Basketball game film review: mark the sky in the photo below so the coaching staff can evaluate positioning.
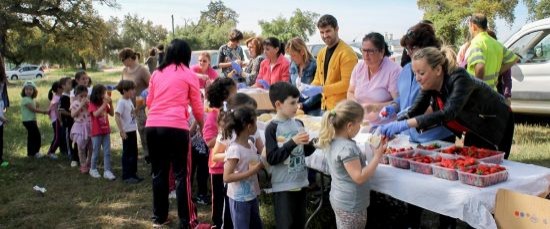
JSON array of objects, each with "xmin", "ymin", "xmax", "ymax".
[{"xmin": 94, "ymin": 0, "xmax": 531, "ymax": 43}]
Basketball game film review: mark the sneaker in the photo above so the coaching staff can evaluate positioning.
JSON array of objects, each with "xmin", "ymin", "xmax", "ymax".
[
  {"xmin": 34, "ymin": 153, "xmax": 44, "ymax": 159},
  {"xmin": 194, "ymin": 194, "xmax": 210, "ymax": 205},
  {"xmin": 70, "ymin": 161, "xmax": 78, "ymax": 167},
  {"xmin": 89, "ymin": 169, "xmax": 101, "ymax": 178},
  {"xmin": 168, "ymin": 190, "xmax": 176, "ymax": 199},
  {"xmin": 103, "ymin": 170, "xmax": 116, "ymax": 181},
  {"xmin": 0, "ymin": 161, "xmax": 8, "ymax": 168},
  {"xmin": 48, "ymin": 154, "xmax": 58, "ymax": 160},
  {"xmin": 123, "ymin": 177, "xmax": 142, "ymax": 184},
  {"xmin": 152, "ymin": 218, "xmax": 172, "ymax": 228}
]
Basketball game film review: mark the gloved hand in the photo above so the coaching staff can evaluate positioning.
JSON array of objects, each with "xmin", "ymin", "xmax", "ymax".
[
  {"xmin": 257, "ymin": 79, "xmax": 270, "ymax": 89},
  {"xmin": 379, "ymin": 105, "xmax": 396, "ymax": 119},
  {"xmin": 378, "ymin": 120, "xmax": 409, "ymax": 138},
  {"xmin": 237, "ymin": 82, "xmax": 247, "ymax": 89},
  {"xmin": 231, "ymin": 61, "xmax": 242, "ymax": 75},
  {"xmin": 140, "ymin": 89, "xmax": 149, "ymax": 100},
  {"xmin": 302, "ymin": 86, "xmax": 323, "ymax": 97}
]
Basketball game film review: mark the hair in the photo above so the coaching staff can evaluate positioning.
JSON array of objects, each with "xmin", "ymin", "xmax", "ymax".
[
  {"xmin": 286, "ymin": 37, "xmax": 313, "ymax": 65},
  {"xmin": 149, "ymin": 48, "xmax": 157, "ymax": 57},
  {"xmin": 90, "ymin": 84, "xmax": 107, "ymax": 105},
  {"xmin": 48, "ymin": 81, "xmax": 63, "ymax": 100},
  {"xmin": 119, "ymin": 48, "xmax": 139, "ymax": 61},
  {"xmin": 217, "ymin": 93, "xmax": 257, "ymax": 126},
  {"xmin": 157, "ymin": 44, "xmax": 164, "ymax": 51},
  {"xmin": 198, "ymin": 51, "xmax": 212, "ymax": 63},
  {"xmin": 116, "ymin": 80, "xmax": 136, "ymax": 94},
  {"xmin": 400, "ymin": 23, "xmax": 441, "ymax": 50},
  {"xmin": 317, "ymin": 14, "xmax": 338, "ymax": 29},
  {"xmin": 222, "ymin": 106, "xmax": 256, "ymax": 140},
  {"xmin": 245, "ymin": 37, "xmax": 264, "ymax": 57},
  {"xmin": 21, "ymin": 84, "xmax": 38, "ymax": 98},
  {"xmin": 263, "ymin": 37, "xmax": 285, "ymax": 56},
  {"xmin": 0, "ymin": 53, "xmax": 6, "ymax": 84},
  {"xmin": 363, "ymin": 32, "xmax": 391, "ymax": 57},
  {"xmin": 420, "ymin": 19, "xmax": 433, "ymax": 25},
  {"xmin": 470, "ymin": 13, "xmax": 488, "ymax": 30},
  {"xmin": 268, "ymin": 82, "xmax": 300, "ymax": 107},
  {"xmin": 74, "ymin": 85, "xmax": 88, "ymax": 97},
  {"xmin": 487, "ymin": 30, "xmax": 497, "ymax": 39},
  {"xmin": 158, "ymin": 39, "xmax": 192, "ymax": 71},
  {"xmin": 206, "ymin": 78, "xmax": 236, "ymax": 108},
  {"xmin": 59, "ymin": 77, "xmax": 72, "ymax": 87},
  {"xmin": 412, "ymin": 46, "xmax": 458, "ymax": 76},
  {"xmin": 317, "ymin": 100, "xmax": 364, "ymax": 149},
  {"xmin": 228, "ymin": 29, "xmax": 244, "ymax": 42},
  {"xmin": 73, "ymin": 71, "xmax": 87, "ymax": 88}
]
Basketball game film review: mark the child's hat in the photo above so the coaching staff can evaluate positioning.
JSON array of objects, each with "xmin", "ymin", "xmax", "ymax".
[{"xmin": 23, "ymin": 81, "xmax": 37, "ymax": 88}]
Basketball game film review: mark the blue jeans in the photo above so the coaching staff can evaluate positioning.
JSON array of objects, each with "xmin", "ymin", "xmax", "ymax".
[
  {"xmin": 91, "ymin": 134, "xmax": 111, "ymax": 171},
  {"xmin": 228, "ymin": 198, "xmax": 263, "ymax": 229}
]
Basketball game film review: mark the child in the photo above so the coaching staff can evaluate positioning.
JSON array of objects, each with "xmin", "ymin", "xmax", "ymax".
[
  {"xmin": 0, "ymin": 97, "xmax": 8, "ymax": 167},
  {"xmin": 222, "ymin": 106, "xmax": 264, "ymax": 229},
  {"xmin": 70, "ymin": 71, "xmax": 92, "ymax": 102},
  {"xmin": 88, "ymin": 84, "xmax": 115, "ymax": 180},
  {"xmin": 317, "ymin": 100, "xmax": 386, "ymax": 228},
  {"xmin": 265, "ymin": 82, "xmax": 316, "ymax": 229},
  {"xmin": 20, "ymin": 81, "xmax": 48, "ymax": 158},
  {"xmin": 71, "ymin": 85, "xmax": 92, "ymax": 173},
  {"xmin": 59, "ymin": 77, "xmax": 78, "ymax": 167},
  {"xmin": 114, "ymin": 80, "xmax": 143, "ymax": 184},
  {"xmin": 46, "ymin": 81, "xmax": 66, "ymax": 159}
]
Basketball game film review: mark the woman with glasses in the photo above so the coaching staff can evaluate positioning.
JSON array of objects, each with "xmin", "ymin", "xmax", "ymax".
[
  {"xmin": 347, "ymin": 32, "xmax": 401, "ymax": 125},
  {"xmin": 190, "ymin": 52, "xmax": 218, "ymax": 89}
]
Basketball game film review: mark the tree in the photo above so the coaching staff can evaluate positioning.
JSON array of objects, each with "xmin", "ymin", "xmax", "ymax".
[
  {"xmin": 118, "ymin": 14, "xmax": 168, "ymax": 57},
  {"xmin": 417, "ymin": 0, "xmax": 518, "ymax": 45},
  {"xmin": 524, "ymin": 0, "xmax": 550, "ymax": 20},
  {"xmin": 199, "ymin": 0, "xmax": 239, "ymax": 26},
  {"xmin": 259, "ymin": 9, "xmax": 320, "ymax": 43}
]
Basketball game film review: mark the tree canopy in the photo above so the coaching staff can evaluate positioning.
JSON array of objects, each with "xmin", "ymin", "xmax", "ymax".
[{"xmin": 259, "ymin": 9, "xmax": 320, "ymax": 43}]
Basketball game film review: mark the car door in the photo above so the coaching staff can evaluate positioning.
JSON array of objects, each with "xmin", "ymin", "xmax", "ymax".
[{"xmin": 19, "ymin": 67, "xmax": 32, "ymax": 80}]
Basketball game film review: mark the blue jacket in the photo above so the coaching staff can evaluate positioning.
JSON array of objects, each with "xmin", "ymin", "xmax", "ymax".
[{"xmin": 290, "ymin": 58, "xmax": 321, "ymax": 114}]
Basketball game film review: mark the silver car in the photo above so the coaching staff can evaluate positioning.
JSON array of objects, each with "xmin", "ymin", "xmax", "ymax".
[
  {"xmin": 6, "ymin": 65, "xmax": 45, "ymax": 80},
  {"xmin": 504, "ymin": 18, "xmax": 550, "ymax": 114}
]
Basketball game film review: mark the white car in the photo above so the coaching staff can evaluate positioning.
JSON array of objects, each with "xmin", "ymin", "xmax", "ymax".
[
  {"xmin": 6, "ymin": 65, "xmax": 45, "ymax": 80},
  {"xmin": 504, "ymin": 18, "xmax": 550, "ymax": 114}
]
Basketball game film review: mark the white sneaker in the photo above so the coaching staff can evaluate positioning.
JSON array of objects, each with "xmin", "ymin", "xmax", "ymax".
[
  {"xmin": 169, "ymin": 190, "xmax": 176, "ymax": 199},
  {"xmin": 48, "ymin": 154, "xmax": 58, "ymax": 160},
  {"xmin": 34, "ymin": 153, "xmax": 44, "ymax": 159},
  {"xmin": 103, "ymin": 170, "xmax": 116, "ymax": 181},
  {"xmin": 89, "ymin": 169, "xmax": 101, "ymax": 178},
  {"xmin": 70, "ymin": 161, "xmax": 78, "ymax": 167}
]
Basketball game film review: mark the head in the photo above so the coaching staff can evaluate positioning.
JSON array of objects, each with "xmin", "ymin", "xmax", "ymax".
[
  {"xmin": 361, "ymin": 32, "xmax": 391, "ymax": 66},
  {"xmin": 74, "ymin": 71, "xmax": 90, "ymax": 87},
  {"xmin": 246, "ymin": 37, "xmax": 263, "ymax": 58},
  {"xmin": 59, "ymin": 77, "xmax": 72, "ymax": 93},
  {"xmin": 401, "ymin": 23, "xmax": 441, "ymax": 57},
  {"xmin": 218, "ymin": 93, "xmax": 258, "ymax": 127},
  {"xmin": 158, "ymin": 39, "xmax": 192, "ymax": 71},
  {"xmin": 487, "ymin": 30, "xmax": 497, "ymax": 39},
  {"xmin": 198, "ymin": 52, "xmax": 212, "ymax": 70},
  {"xmin": 269, "ymin": 82, "xmax": 300, "ymax": 119},
  {"xmin": 222, "ymin": 106, "xmax": 257, "ymax": 140},
  {"xmin": 228, "ymin": 29, "xmax": 244, "ymax": 48},
  {"xmin": 411, "ymin": 46, "xmax": 458, "ymax": 91},
  {"xmin": 286, "ymin": 37, "xmax": 312, "ymax": 66},
  {"xmin": 317, "ymin": 100, "xmax": 364, "ymax": 148},
  {"xmin": 119, "ymin": 48, "xmax": 139, "ymax": 67},
  {"xmin": 90, "ymin": 84, "xmax": 107, "ymax": 105},
  {"xmin": 74, "ymin": 85, "xmax": 88, "ymax": 101},
  {"xmin": 48, "ymin": 81, "xmax": 63, "ymax": 100},
  {"xmin": 21, "ymin": 81, "xmax": 38, "ymax": 98},
  {"xmin": 263, "ymin": 37, "xmax": 285, "ymax": 60},
  {"xmin": 317, "ymin": 14, "xmax": 339, "ymax": 47},
  {"xmin": 157, "ymin": 44, "xmax": 164, "ymax": 52},
  {"xmin": 469, "ymin": 13, "xmax": 488, "ymax": 35},
  {"xmin": 149, "ymin": 48, "xmax": 157, "ymax": 57},
  {"xmin": 116, "ymin": 80, "xmax": 136, "ymax": 98},
  {"xmin": 206, "ymin": 77, "xmax": 237, "ymax": 109}
]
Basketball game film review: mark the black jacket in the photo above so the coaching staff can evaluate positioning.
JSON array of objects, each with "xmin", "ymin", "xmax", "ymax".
[{"xmin": 403, "ymin": 68, "xmax": 511, "ymax": 148}]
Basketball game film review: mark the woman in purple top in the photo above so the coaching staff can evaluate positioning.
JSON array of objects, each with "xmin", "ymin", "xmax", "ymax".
[{"xmin": 347, "ymin": 32, "xmax": 402, "ymax": 124}]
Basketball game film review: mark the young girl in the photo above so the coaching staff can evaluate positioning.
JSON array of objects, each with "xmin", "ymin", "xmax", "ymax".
[
  {"xmin": 317, "ymin": 100, "xmax": 387, "ymax": 229},
  {"xmin": 222, "ymin": 106, "xmax": 264, "ymax": 229},
  {"xmin": 20, "ymin": 81, "xmax": 48, "ymax": 158},
  {"xmin": 88, "ymin": 84, "xmax": 115, "ymax": 180},
  {"xmin": 46, "ymin": 81, "xmax": 66, "ymax": 159},
  {"xmin": 70, "ymin": 71, "xmax": 92, "ymax": 102},
  {"xmin": 71, "ymin": 85, "xmax": 92, "ymax": 173},
  {"xmin": 59, "ymin": 77, "xmax": 78, "ymax": 167}
]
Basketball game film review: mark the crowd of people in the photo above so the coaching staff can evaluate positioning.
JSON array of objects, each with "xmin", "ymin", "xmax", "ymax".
[{"xmin": 0, "ymin": 12, "xmax": 519, "ymax": 229}]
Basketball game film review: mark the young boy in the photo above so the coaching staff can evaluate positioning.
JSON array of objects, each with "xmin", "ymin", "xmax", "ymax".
[
  {"xmin": 114, "ymin": 80, "xmax": 143, "ymax": 184},
  {"xmin": 265, "ymin": 82, "xmax": 316, "ymax": 229}
]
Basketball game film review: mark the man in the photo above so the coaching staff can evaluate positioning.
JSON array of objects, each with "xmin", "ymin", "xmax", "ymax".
[
  {"xmin": 157, "ymin": 44, "xmax": 164, "ymax": 66},
  {"xmin": 466, "ymin": 13, "xmax": 518, "ymax": 90},
  {"xmin": 303, "ymin": 14, "xmax": 358, "ymax": 111}
]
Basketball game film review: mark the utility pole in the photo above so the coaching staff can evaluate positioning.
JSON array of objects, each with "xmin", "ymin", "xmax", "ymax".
[{"xmin": 171, "ymin": 15, "xmax": 175, "ymax": 37}]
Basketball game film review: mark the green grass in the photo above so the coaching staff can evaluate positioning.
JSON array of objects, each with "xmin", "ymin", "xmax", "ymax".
[{"xmin": 0, "ymin": 69, "xmax": 549, "ymax": 228}]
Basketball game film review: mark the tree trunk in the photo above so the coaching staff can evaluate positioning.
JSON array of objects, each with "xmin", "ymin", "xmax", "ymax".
[{"xmin": 79, "ymin": 58, "xmax": 86, "ymax": 70}]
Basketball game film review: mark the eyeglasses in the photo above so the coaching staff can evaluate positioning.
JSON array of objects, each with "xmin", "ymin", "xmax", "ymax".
[{"xmin": 361, "ymin": 48, "xmax": 380, "ymax": 55}]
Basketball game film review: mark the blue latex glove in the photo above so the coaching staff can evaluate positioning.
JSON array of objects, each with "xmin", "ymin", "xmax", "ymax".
[
  {"xmin": 237, "ymin": 82, "xmax": 247, "ymax": 89},
  {"xmin": 257, "ymin": 79, "xmax": 270, "ymax": 89},
  {"xmin": 302, "ymin": 86, "xmax": 323, "ymax": 97},
  {"xmin": 140, "ymin": 89, "xmax": 149, "ymax": 100},
  {"xmin": 379, "ymin": 120, "xmax": 409, "ymax": 138},
  {"xmin": 379, "ymin": 105, "xmax": 397, "ymax": 119},
  {"xmin": 231, "ymin": 61, "xmax": 242, "ymax": 75}
]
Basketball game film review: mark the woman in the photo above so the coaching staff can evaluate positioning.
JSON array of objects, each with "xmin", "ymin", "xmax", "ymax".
[
  {"xmin": 0, "ymin": 53, "xmax": 9, "ymax": 167},
  {"xmin": 218, "ymin": 29, "xmax": 245, "ymax": 79},
  {"xmin": 119, "ymin": 48, "xmax": 151, "ymax": 162},
  {"xmin": 145, "ymin": 39, "xmax": 204, "ymax": 228},
  {"xmin": 347, "ymin": 32, "xmax": 401, "ymax": 124},
  {"xmin": 255, "ymin": 37, "xmax": 290, "ymax": 89},
  {"xmin": 286, "ymin": 37, "xmax": 320, "ymax": 115},
  {"xmin": 243, "ymin": 37, "xmax": 264, "ymax": 86},
  {"xmin": 145, "ymin": 48, "xmax": 158, "ymax": 74},
  {"xmin": 190, "ymin": 52, "xmax": 218, "ymax": 89},
  {"xmin": 379, "ymin": 47, "xmax": 514, "ymax": 159}
]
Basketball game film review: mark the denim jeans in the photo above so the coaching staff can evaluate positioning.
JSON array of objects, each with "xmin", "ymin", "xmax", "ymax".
[{"xmin": 91, "ymin": 134, "xmax": 111, "ymax": 171}]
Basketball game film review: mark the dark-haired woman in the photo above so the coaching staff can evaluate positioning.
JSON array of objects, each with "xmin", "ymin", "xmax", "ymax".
[
  {"xmin": 254, "ymin": 37, "xmax": 290, "ymax": 89},
  {"xmin": 145, "ymin": 39, "xmax": 204, "ymax": 228}
]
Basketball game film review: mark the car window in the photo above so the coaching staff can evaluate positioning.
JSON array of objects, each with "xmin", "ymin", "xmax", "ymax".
[
  {"xmin": 509, "ymin": 30, "xmax": 550, "ymax": 64},
  {"xmin": 210, "ymin": 52, "xmax": 219, "ymax": 66},
  {"xmin": 530, "ymin": 33, "xmax": 550, "ymax": 63}
]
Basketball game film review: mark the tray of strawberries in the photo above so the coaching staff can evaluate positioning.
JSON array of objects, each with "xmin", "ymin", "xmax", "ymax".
[
  {"xmin": 432, "ymin": 157, "xmax": 477, "ymax": 181},
  {"xmin": 382, "ymin": 146, "xmax": 414, "ymax": 164},
  {"xmin": 439, "ymin": 146, "xmax": 505, "ymax": 164},
  {"xmin": 457, "ymin": 163, "xmax": 508, "ymax": 187},
  {"xmin": 408, "ymin": 153, "xmax": 445, "ymax": 175},
  {"xmin": 388, "ymin": 149, "xmax": 434, "ymax": 170},
  {"xmin": 415, "ymin": 141, "xmax": 453, "ymax": 151}
]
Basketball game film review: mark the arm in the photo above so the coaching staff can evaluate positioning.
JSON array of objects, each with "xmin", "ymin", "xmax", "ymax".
[
  {"xmin": 188, "ymin": 77, "xmax": 204, "ymax": 132},
  {"xmin": 212, "ymin": 139, "xmax": 227, "ymax": 162},
  {"xmin": 141, "ymin": 68, "xmax": 151, "ymax": 88},
  {"xmin": 25, "ymin": 103, "xmax": 47, "ymax": 114},
  {"xmin": 280, "ymin": 61, "xmax": 290, "ymax": 82},
  {"xmin": 206, "ymin": 138, "xmax": 217, "ymax": 148},
  {"xmin": 255, "ymin": 137, "xmax": 264, "ymax": 154},
  {"xmin": 223, "ymin": 158, "xmax": 262, "ymax": 183},
  {"xmin": 265, "ymin": 122, "xmax": 297, "ymax": 165},
  {"xmin": 347, "ymin": 85, "xmax": 356, "ymax": 101},
  {"xmin": 344, "ymin": 147, "xmax": 384, "ymax": 185},
  {"xmin": 474, "ymin": 63, "xmax": 485, "ymax": 80},
  {"xmin": 310, "ymin": 57, "xmax": 323, "ymax": 86},
  {"xmin": 500, "ymin": 48, "xmax": 519, "ymax": 75},
  {"xmin": 115, "ymin": 113, "xmax": 127, "ymax": 139},
  {"xmin": 404, "ymin": 90, "xmax": 432, "ymax": 120},
  {"xmin": 323, "ymin": 51, "xmax": 358, "ymax": 96}
]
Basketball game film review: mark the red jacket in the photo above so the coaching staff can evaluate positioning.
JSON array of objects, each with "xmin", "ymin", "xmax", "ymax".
[{"xmin": 256, "ymin": 54, "xmax": 290, "ymax": 88}]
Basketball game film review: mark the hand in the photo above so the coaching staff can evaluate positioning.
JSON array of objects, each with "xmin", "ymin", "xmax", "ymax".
[
  {"xmin": 302, "ymin": 86, "xmax": 322, "ymax": 97},
  {"xmin": 379, "ymin": 120, "xmax": 409, "ymax": 138},
  {"xmin": 379, "ymin": 105, "xmax": 396, "ymax": 119},
  {"xmin": 120, "ymin": 132, "xmax": 127, "ymax": 140},
  {"xmin": 372, "ymin": 137, "xmax": 388, "ymax": 158},
  {"xmin": 237, "ymin": 83, "xmax": 247, "ymax": 89},
  {"xmin": 82, "ymin": 98, "xmax": 89, "ymax": 105},
  {"xmin": 250, "ymin": 160, "xmax": 264, "ymax": 173},
  {"xmin": 257, "ymin": 79, "xmax": 270, "ymax": 89},
  {"xmin": 103, "ymin": 96, "xmax": 112, "ymax": 104},
  {"xmin": 292, "ymin": 132, "xmax": 310, "ymax": 145}
]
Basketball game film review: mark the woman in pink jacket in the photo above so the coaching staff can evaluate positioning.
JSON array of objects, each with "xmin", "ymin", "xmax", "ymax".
[
  {"xmin": 255, "ymin": 37, "xmax": 290, "ymax": 89},
  {"xmin": 145, "ymin": 39, "xmax": 204, "ymax": 228}
]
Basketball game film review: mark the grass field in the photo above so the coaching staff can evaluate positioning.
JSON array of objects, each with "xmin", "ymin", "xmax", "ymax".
[{"xmin": 0, "ymin": 68, "xmax": 549, "ymax": 228}]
